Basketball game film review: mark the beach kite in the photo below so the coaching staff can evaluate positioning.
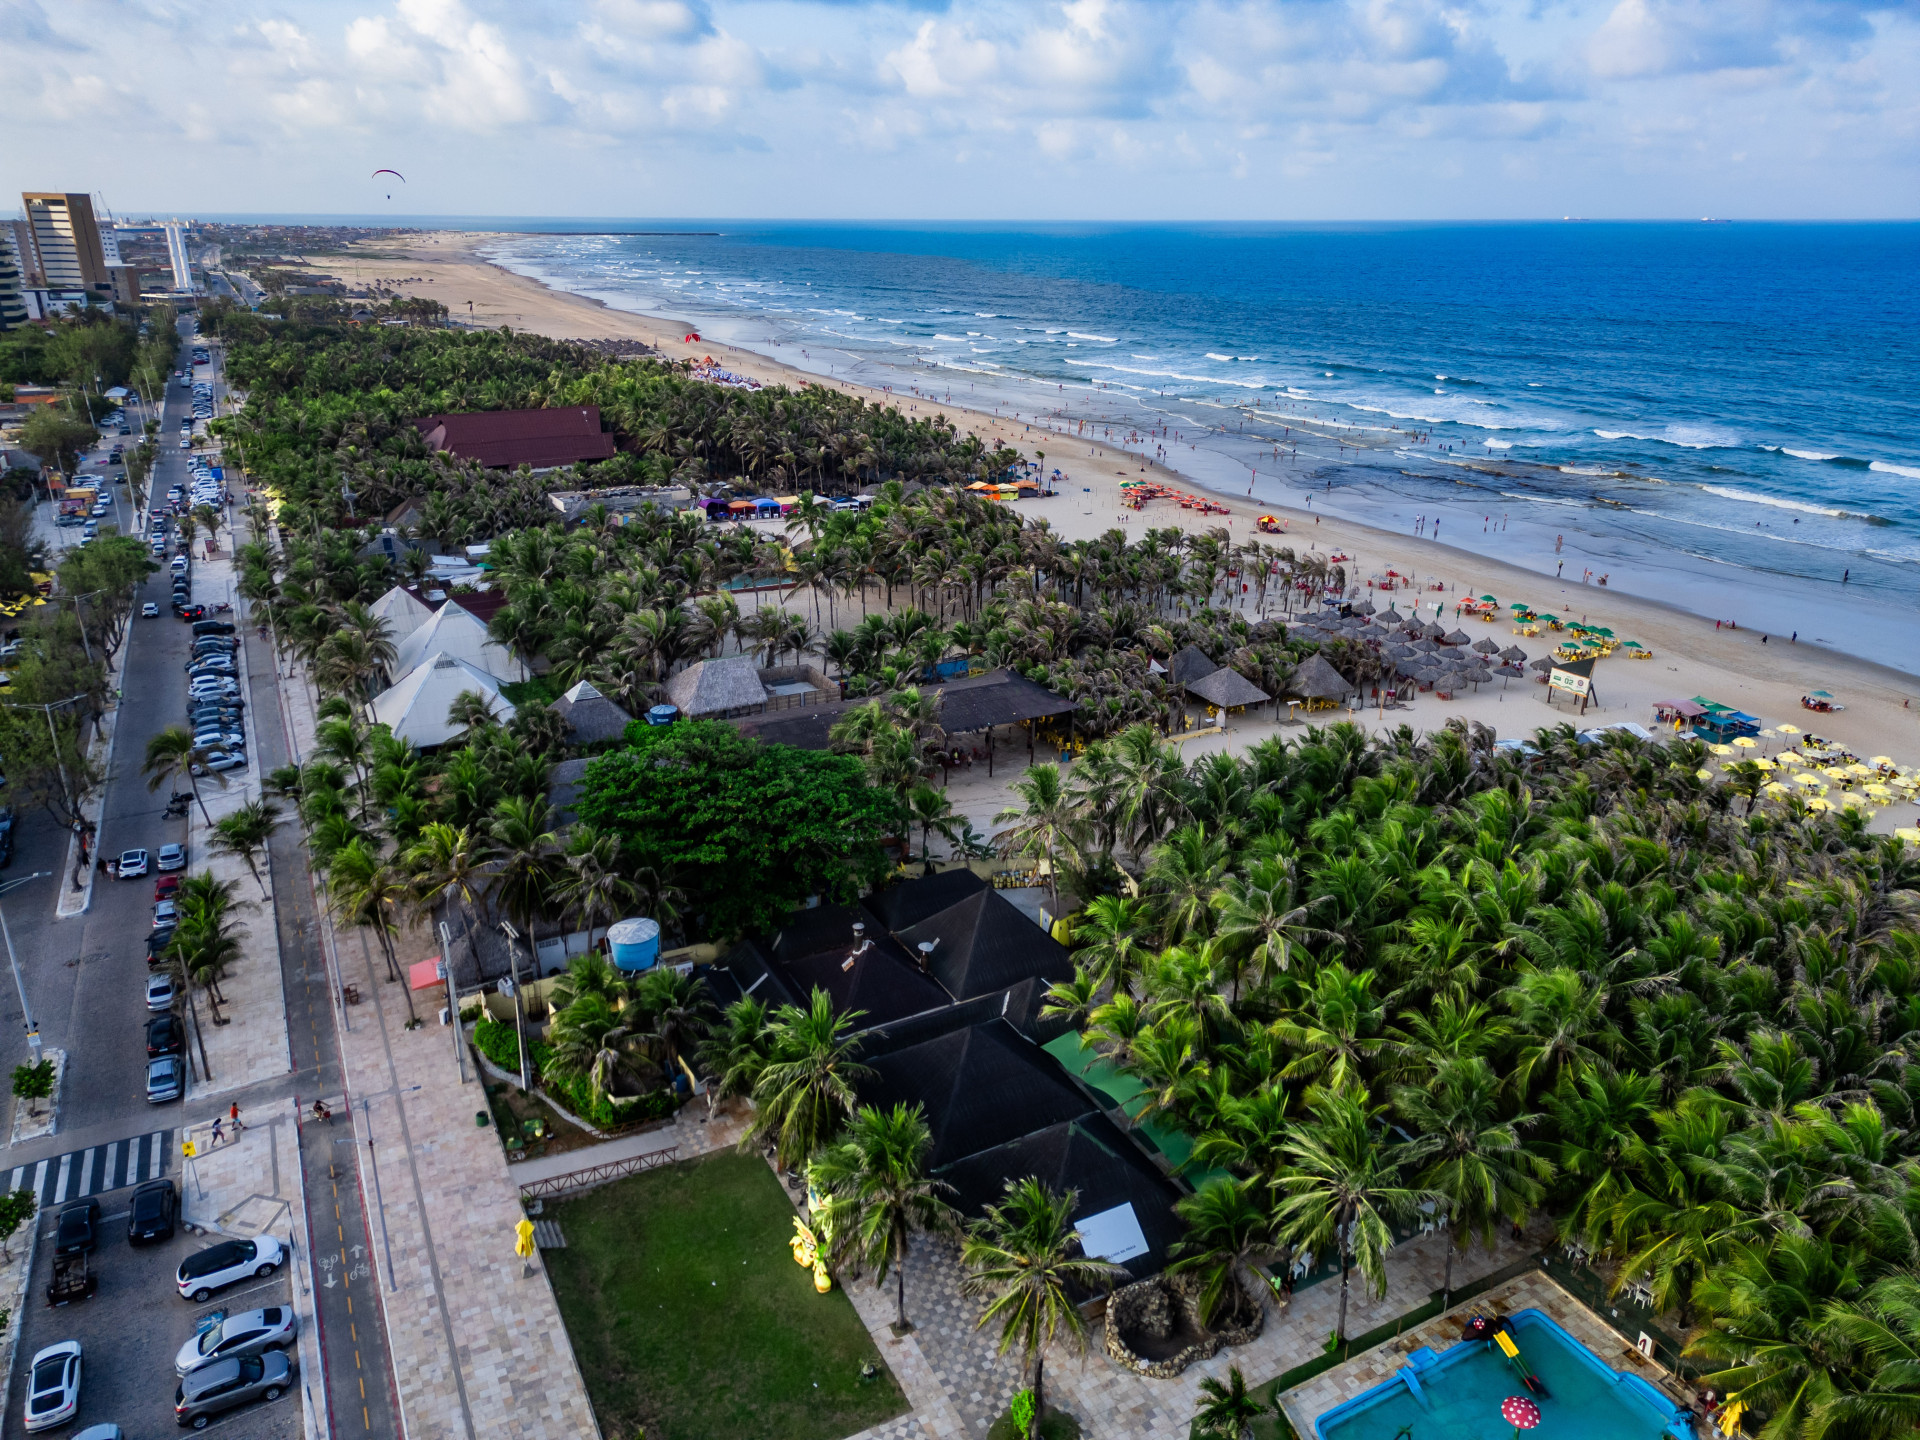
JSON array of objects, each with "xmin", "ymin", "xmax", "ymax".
[{"xmin": 374, "ymin": 168, "xmax": 405, "ymax": 199}]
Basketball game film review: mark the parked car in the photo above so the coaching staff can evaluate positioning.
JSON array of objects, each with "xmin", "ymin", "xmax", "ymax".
[
  {"xmin": 154, "ymin": 873, "xmax": 181, "ymax": 900},
  {"xmin": 23, "ymin": 1342, "xmax": 81, "ymax": 1433},
  {"xmin": 146, "ymin": 972, "xmax": 178, "ymax": 1010},
  {"xmin": 176, "ymin": 1235, "xmax": 284, "ymax": 1302},
  {"xmin": 152, "ymin": 899, "xmax": 179, "ymax": 927},
  {"xmin": 146, "ymin": 1054, "xmax": 184, "ymax": 1104},
  {"xmin": 191, "ymin": 620, "xmax": 236, "ymax": 637},
  {"xmin": 142, "ymin": 602, "xmax": 160, "ymax": 617},
  {"xmin": 173, "ymin": 1306, "xmax": 296, "ymax": 1376},
  {"xmin": 128, "ymin": 1179, "xmax": 177, "ymax": 1245},
  {"xmin": 174, "ymin": 1351, "xmax": 291, "ymax": 1430},
  {"xmin": 54, "ymin": 1200, "xmax": 100, "ymax": 1257},
  {"xmin": 157, "ymin": 843, "xmax": 186, "ymax": 872},
  {"xmin": 146, "ymin": 1012, "xmax": 184, "ymax": 1057},
  {"xmin": 191, "ymin": 751, "xmax": 246, "ymax": 775},
  {"xmin": 117, "ymin": 848, "xmax": 149, "ymax": 878}
]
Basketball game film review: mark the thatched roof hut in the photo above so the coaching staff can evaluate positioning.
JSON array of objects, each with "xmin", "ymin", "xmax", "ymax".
[
  {"xmin": 551, "ymin": 679, "xmax": 636, "ymax": 745},
  {"xmin": 1187, "ymin": 667, "xmax": 1271, "ymax": 710},
  {"xmin": 1167, "ymin": 644, "xmax": 1220, "ymax": 686},
  {"xmin": 668, "ymin": 656, "xmax": 769, "ymax": 718},
  {"xmin": 1289, "ymin": 652, "xmax": 1357, "ymax": 702}
]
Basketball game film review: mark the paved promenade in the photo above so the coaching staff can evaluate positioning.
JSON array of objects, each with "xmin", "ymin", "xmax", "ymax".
[{"xmin": 276, "ymin": 629, "xmax": 601, "ymax": 1440}]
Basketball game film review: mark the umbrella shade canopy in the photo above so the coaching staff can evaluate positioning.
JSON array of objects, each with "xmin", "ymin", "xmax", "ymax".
[
  {"xmin": 1764, "ymin": 781, "xmax": 1792, "ymax": 795},
  {"xmin": 1794, "ymin": 772, "xmax": 1826, "ymax": 788},
  {"xmin": 1498, "ymin": 663, "xmax": 1528, "ymax": 677},
  {"xmin": 1530, "ymin": 657, "xmax": 1556, "ymax": 671},
  {"xmin": 1351, "ymin": 599, "xmax": 1375, "ymax": 615},
  {"xmin": 1732, "ymin": 736, "xmax": 1759, "ymax": 748},
  {"xmin": 1777, "ymin": 723, "xmax": 1802, "ymax": 734},
  {"xmin": 1708, "ymin": 743, "xmax": 1734, "ymax": 756},
  {"xmin": 1502, "ymin": 1395, "xmax": 1543, "ymax": 1429},
  {"xmin": 1473, "ymin": 636, "xmax": 1501, "ymax": 654},
  {"xmin": 1444, "ymin": 628, "xmax": 1473, "ymax": 645},
  {"xmin": 1871, "ymin": 755, "xmax": 1895, "ymax": 766},
  {"xmin": 1480, "ymin": 594, "xmax": 1498, "ymax": 602},
  {"xmin": 1412, "ymin": 639, "xmax": 1441, "ymax": 654},
  {"xmin": 1895, "ymin": 827, "xmax": 1920, "ymax": 845},
  {"xmin": 1805, "ymin": 796, "xmax": 1836, "ymax": 812},
  {"xmin": 1501, "ymin": 645, "xmax": 1528, "ymax": 661}
]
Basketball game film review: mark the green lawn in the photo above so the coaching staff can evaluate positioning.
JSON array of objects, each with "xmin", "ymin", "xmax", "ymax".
[{"xmin": 545, "ymin": 1151, "xmax": 909, "ymax": 1440}]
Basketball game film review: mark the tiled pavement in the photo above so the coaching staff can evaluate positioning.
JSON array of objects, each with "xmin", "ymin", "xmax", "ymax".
[
  {"xmin": 835, "ymin": 1218, "xmax": 1551, "ymax": 1440},
  {"xmin": 1277, "ymin": 1269, "xmax": 1697, "ymax": 1439}
]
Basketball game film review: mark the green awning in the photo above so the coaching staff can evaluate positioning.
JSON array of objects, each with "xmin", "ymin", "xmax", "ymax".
[
  {"xmin": 1139, "ymin": 1115, "xmax": 1195, "ymax": 1169},
  {"xmin": 1041, "ymin": 1032, "xmax": 1145, "ymax": 1111}
]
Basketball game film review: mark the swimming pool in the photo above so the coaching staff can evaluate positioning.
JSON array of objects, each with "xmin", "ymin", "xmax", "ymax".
[{"xmin": 1314, "ymin": 1309, "xmax": 1693, "ymax": 1440}]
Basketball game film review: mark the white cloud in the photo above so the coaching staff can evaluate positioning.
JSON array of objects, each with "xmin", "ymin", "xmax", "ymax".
[{"xmin": 0, "ymin": 0, "xmax": 1911, "ymax": 217}]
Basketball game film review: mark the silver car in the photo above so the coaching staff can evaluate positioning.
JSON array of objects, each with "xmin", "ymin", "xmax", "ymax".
[
  {"xmin": 174, "ymin": 1306, "xmax": 297, "ymax": 1376},
  {"xmin": 173, "ymin": 1350, "xmax": 291, "ymax": 1430}
]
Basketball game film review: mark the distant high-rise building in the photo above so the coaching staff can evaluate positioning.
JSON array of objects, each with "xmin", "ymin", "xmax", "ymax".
[
  {"xmin": 22, "ymin": 192, "xmax": 114, "ymax": 298},
  {"xmin": 166, "ymin": 221, "xmax": 193, "ymax": 292},
  {"xmin": 0, "ymin": 230, "xmax": 27, "ymax": 330},
  {"xmin": 7, "ymin": 219, "xmax": 43, "ymax": 287}
]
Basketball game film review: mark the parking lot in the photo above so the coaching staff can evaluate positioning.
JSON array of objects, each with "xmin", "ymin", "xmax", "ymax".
[{"xmin": 5, "ymin": 1193, "xmax": 302, "ymax": 1439}]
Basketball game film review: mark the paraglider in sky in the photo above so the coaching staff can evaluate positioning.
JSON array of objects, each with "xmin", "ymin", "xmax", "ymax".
[{"xmin": 374, "ymin": 168, "xmax": 405, "ymax": 199}]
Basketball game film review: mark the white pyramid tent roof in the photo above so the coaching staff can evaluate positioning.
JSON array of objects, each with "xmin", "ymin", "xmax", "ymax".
[
  {"xmin": 369, "ymin": 585, "xmax": 436, "ymax": 643},
  {"xmin": 371, "ymin": 654, "xmax": 518, "ymax": 748},
  {"xmin": 391, "ymin": 600, "xmax": 528, "ymax": 683}
]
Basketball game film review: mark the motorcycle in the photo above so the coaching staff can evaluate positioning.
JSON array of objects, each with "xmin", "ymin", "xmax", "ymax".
[
  {"xmin": 212, "ymin": 602, "xmax": 232, "ymax": 613},
  {"xmin": 164, "ymin": 802, "xmax": 189, "ymax": 819}
]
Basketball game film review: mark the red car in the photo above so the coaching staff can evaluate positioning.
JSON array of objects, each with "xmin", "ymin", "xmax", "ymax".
[{"xmin": 154, "ymin": 875, "xmax": 181, "ymax": 902}]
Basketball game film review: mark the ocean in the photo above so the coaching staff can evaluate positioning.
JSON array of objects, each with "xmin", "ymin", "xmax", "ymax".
[{"xmin": 461, "ymin": 221, "xmax": 1920, "ymax": 671}]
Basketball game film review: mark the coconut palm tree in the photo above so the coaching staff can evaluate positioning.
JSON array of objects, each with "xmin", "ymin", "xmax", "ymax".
[
  {"xmin": 546, "ymin": 992, "xmax": 637, "ymax": 1107},
  {"xmin": 211, "ymin": 799, "xmax": 282, "ymax": 898},
  {"xmin": 1192, "ymin": 1367, "xmax": 1266, "ymax": 1440},
  {"xmin": 142, "ymin": 727, "xmax": 224, "ymax": 826},
  {"xmin": 632, "ymin": 965, "xmax": 713, "ymax": 1081},
  {"xmin": 699, "ymin": 995, "xmax": 776, "ymax": 1103},
  {"xmin": 994, "ymin": 763, "xmax": 1079, "ymax": 908},
  {"xmin": 1169, "ymin": 1176, "xmax": 1276, "ymax": 1329},
  {"xmin": 1391, "ymin": 1056, "xmax": 1550, "ymax": 1307},
  {"xmin": 485, "ymin": 796, "xmax": 559, "ymax": 937},
  {"xmin": 746, "ymin": 989, "xmax": 872, "ymax": 1171},
  {"xmin": 1273, "ymin": 1085, "xmax": 1426, "ymax": 1347},
  {"xmin": 960, "ymin": 1177, "xmax": 1123, "ymax": 1440},
  {"xmin": 807, "ymin": 1102, "xmax": 958, "ymax": 1332},
  {"xmin": 549, "ymin": 825, "xmax": 637, "ymax": 952},
  {"xmin": 327, "ymin": 838, "xmax": 416, "ymax": 1019}
]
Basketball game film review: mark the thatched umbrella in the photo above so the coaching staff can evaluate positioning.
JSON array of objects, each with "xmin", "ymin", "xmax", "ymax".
[
  {"xmin": 1412, "ymin": 638, "xmax": 1441, "ymax": 655},
  {"xmin": 1472, "ymin": 636, "xmax": 1501, "ymax": 655},
  {"xmin": 1380, "ymin": 606, "xmax": 1403, "ymax": 624},
  {"xmin": 1352, "ymin": 599, "xmax": 1375, "ymax": 616},
  {"xmin": 1444, "ymin": 628, "xmax": 1473, "ymax": 646},
  {"xmin": 1501, "ymin": 645, "xmax": 1528, "ymax": 662},
  {"xmin": 1530, "ymin": 656, "xmax": 1556, "ymax": 672}
]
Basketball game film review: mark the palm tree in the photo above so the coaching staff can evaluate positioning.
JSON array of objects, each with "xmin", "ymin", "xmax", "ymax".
[
  {"xmin": 142, "ymin": 727, "xmax": 224, "ymax": 826},
  {"xmin": 807, "ymin": 1103, "xmax": 958, "ymax": 1332},
  {"xmin": 699, "ymin": 996, "xmax": 776, "ymax": 1103},
  {"xmin": 549, "ymin": 825, "xmax": 637, "ymax": 952},
  {"xmin": 960, "ymin": 1177, "xmax": 1123, "ymax": 1440},
  {"xmin": 1169, "ymin": 1176, "xmax": 1275, "ymax": 1329},
  {"xmin": 1192, "ymin": 1367, "xmax": 1266, "ymax": 1440},
  {"xmin": 546, "ymin": 992, "xmax": 636, "ymax": 1106},
  {"xmin": 994, "ymin": 763, "xmax": 1078, "ymax": 907},
  {"xmin": 746, "ymin": 989, "xmax": 872, "ymax": 1171},
  {"xmin": 485, "ymin": 796, "xmax": 558, "ymax": 936},
  {"xmin": 1273, "ymin": 1085, "xmax": 1426, "ymax": 1346},
  {"xmin": 210, "ymin": 799, "xmax": 281, "ymax": 898},
  {"xmin": 327, "ymin": 838, "xmax": 416, "ymax": 1020},
  {"xmin": 633, "ymin": 966, "xmax": 712, "ymax": 1081},
  {"xmin": 904, "ymin": 783, "xmax": 957, "ymax": 872},
  {"xmin": 1390, "ymin": 1057, "xmax": 1549, "ymax": 1307}
]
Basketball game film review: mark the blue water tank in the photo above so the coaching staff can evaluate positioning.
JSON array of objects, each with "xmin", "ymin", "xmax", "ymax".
[
  {"xmin": 645, "ymin": 704, "xmax": 680, "ymax": 727},
  {"xmin": 607, "ymin": 917, "xmax": 661, "ymax": 972}
]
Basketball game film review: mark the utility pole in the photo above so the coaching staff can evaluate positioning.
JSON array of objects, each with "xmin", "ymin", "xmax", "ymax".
[
  {"xmin": 0, "ymin": 873, "xmax": 53, "ymax": 1064},
  {"xmin": 499, "ymin": 921, "xmax": 531, "ymax": 1092}
]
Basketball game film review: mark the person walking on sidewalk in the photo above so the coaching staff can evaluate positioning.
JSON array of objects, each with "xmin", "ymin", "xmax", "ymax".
[
  {"xmin": 210, "ymin": 1117, "xmax": 225, "ymax": 1147},
  {"xmin": 228, "ymin": 1102, "xmax": 243, "ymax": 1133}
]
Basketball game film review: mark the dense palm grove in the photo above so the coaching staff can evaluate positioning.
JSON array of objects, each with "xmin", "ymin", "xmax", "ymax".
[{"xmin": 220, "ymin": 316, "xmax": 1920, "ymax": 1440}]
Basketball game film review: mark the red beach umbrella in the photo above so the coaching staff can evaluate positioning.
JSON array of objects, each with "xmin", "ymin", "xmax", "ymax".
[{"xmin": 1502, "ymin": 1394, "xmax": 1542, "ymax": 1435}]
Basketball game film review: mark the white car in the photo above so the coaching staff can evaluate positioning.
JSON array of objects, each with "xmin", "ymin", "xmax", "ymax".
[
  {"xmin": 117, "ymin": 848, "xmax": 150, "ymax": 878},
  {"xmin": 142, "ymin": 602, "xmax": 160, "ymax": 618},
  {"xmin": 173, "ymin": 1306, "xmax": 297, "ymax": 1376},
  {"xmin": 176, "ymin": 1235, "xmax": 284, "ymax": 1302},
  {"xmin": 146, "ymin": 972, "xmax": 178, "ymax": 1010},
  {"xmin": 24, "ymin": 1341, "xmax": 81, "ymax": 1432}
]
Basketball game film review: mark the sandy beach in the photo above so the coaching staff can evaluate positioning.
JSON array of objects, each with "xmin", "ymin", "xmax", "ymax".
[{"xmin": 293, "ymin": 233, "xmax": 1920, "ymax": 810}]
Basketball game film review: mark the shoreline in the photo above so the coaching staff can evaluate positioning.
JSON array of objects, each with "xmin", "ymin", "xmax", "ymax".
[{"xmin": 293, "ymin": 232, "xmax": 1920, "ymax": 779}]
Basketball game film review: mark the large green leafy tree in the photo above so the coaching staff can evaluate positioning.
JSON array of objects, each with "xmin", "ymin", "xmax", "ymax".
[{"xmin": 575, "ymin": 720, "xmax": 899, "ymax": 938}]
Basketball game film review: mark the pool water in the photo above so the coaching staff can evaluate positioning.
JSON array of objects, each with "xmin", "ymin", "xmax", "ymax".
[{"xmin": 1316, "ymin": 1311, "xmax": 1691, "ymax": 1440}]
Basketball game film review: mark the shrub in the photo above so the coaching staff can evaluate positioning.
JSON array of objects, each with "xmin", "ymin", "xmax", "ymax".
[{"xmin": 472, "ymin": 1017, "xmax": 677, "ymax": 1130}]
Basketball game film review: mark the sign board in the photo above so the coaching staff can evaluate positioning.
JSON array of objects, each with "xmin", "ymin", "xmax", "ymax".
[
  {"xmin": 1075, "ymin": 1203, "xmax": 1150, "ymax": 1264},
  {"xmin": 1549, "ymin": 669, "xmax": 1592, "ymax": 698}
]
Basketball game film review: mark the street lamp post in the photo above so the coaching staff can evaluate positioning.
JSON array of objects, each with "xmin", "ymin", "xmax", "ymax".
[
  {"xmin": 498, "ymin": 921, "xmax": 531, "ymax": 1092},
  {"xmin": 0, "ymin": 872, "xmax": 53, "ymax": 1064}
]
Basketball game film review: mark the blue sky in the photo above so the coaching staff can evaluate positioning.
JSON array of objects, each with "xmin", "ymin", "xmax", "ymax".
[{"xmin": 4, "ymin": 0, "xmax": 1916, "ymax": 219}]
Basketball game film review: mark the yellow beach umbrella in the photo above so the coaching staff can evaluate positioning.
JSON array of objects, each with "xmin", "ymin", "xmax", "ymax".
[
  {"xmin": 1696, "ymin": 768, "xmax": 1714, "ymax": 782},
  {"xmin": 1760, "ymin": 728, "xmax": 1778, "ymax": 738},
  {"xmin": 1846, "ymin": 762, "xmax": 1873, "ymax": 777},
  {"xmin": 1752, "ymin": 757, "xmax": 1776, "ymax": 771},
  {"xmin": 1865, "ymin": 782, "xmax": 1893, "ymax": 798},
  {"xmin": 1732, "ymin": 736, "xmax": 1759, "ymax": 749},
  {"xmin": 1895, "ymin": 827, "xmax": 1920, "ymax": 846},
  {"xmin": 1804, "ymin": 796, "xmax": 1836, "ymax": 813},
  {"xmin": 1794, "ymin": 772, "xmax": 1826, "ymax": 789},
  {"xmin": 1708, "ymin": 743, "xmax": 1734, "ymax": 756},
  {"xmin": 1870, "ymin": 755, "xmax": 1894, "ymax": 767},
  {"xmin": 1775, "ymin": 752, "xmax": 1801, "ymax": 767},
  {"xmin": 1777, "ymin": 723, "xmax": 1801, "ymax": 734},
  {"xmin": 1763, "ymin": 781, "xmax": 1792, "ymax": 797}
]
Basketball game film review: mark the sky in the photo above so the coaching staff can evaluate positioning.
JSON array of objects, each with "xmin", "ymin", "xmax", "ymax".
[{"xmin": 4, "ymin": 0, "xmax": 1917, "ymax": 220}]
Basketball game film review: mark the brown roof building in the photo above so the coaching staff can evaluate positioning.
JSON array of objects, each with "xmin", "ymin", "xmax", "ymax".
[{"xmin": 412, "ymin": 407, "xmax": 618, "ymax": 471}]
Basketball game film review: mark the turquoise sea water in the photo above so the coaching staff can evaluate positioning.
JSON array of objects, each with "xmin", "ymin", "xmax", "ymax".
[{"xmin": 1318, "ymin": 1320, "xmax": 1686, "ymax": 1440}]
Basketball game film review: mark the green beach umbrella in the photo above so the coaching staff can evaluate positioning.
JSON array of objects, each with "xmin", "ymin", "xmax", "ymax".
[{"xmin": 1480, "ymin": 594, "xmax": 1497, "ymax": 602}]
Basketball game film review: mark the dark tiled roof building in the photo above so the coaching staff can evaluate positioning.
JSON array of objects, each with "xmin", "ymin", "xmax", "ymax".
[{"xmin": 413, "ymin": 407, "xmax": 618, "ymax": 470}]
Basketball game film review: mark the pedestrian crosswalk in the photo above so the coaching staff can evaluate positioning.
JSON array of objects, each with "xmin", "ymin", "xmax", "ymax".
[{"xmin": 7, "ymin": 1131, "xmax": 174, "ymax": 1206}]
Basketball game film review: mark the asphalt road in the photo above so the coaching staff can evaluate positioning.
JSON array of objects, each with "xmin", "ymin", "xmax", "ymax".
[{"xmin": 3, "ymin": 316, "xmax": 399, "ymax": 1439}]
